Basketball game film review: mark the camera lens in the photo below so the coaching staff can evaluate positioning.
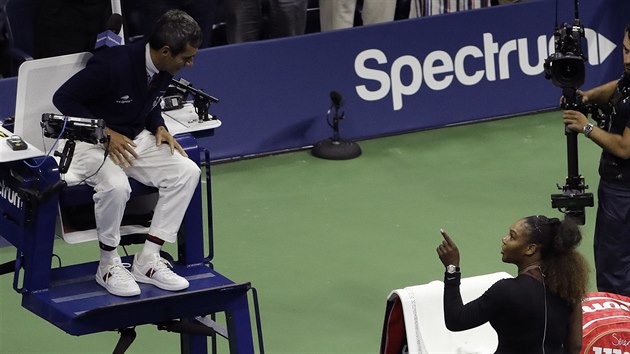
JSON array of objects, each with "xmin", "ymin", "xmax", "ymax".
[{"xmin": 551, "ymin": 56, "xmax": 585, "ymax": 89}]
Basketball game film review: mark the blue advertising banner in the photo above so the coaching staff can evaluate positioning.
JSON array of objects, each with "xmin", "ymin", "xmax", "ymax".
[
  {"xmin": 0, "ymin": 0, "xmax": 628, "ymax": 161},
  {"xmin": 182, "ymin": 0, "xmax": 629, "ymax": 160}
]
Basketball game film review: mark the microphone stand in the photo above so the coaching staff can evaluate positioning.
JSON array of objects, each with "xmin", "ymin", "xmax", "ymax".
[
  {"xmin": 331, "ymin": 105, "xmax": 342, "ymax": 142},
  {"xmin": 311, "ymin": 100, "xmax": 361, "ymax": 160}
]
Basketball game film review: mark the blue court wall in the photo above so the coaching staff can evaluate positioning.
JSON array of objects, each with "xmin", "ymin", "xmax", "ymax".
[{"xmin": 0, "ymin": 0, "xmax": 628, "ymax": 161}]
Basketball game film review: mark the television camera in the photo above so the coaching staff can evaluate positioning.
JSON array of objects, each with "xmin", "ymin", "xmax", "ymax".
[
  {"xmin": 40, "ymin": 113, "xmax": 107, "ymax": 174},
  {"xmin": 543, "ymin": 0, "xmax": 595, "ymax": 225}
]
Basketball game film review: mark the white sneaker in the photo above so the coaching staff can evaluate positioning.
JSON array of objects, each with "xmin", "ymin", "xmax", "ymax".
[
  {"xmin": 131, "ymin": 253, "xmax": 189, "ymax": 291},
  {"xmin": 96, "ymin": 257, "xmax": 141, "ymax": 297}
]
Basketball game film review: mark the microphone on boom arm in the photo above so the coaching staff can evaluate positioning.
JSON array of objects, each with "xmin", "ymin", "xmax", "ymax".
[
  {"xmin": 94, "ymin": 13, "xmax": 123, "ymax": 51},
  {"xmin": 168, "ymin": 78, "xmax": 219, "ymax": 121}
]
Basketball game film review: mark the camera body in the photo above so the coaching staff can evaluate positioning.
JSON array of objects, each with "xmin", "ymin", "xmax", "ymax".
[
  {"xmin": 40, "ymin": 113, "xmax": 107, "ymax": 144},
  {"xmin": 544, "ymin": 21, "xmax": 586, "ymax": 90}
]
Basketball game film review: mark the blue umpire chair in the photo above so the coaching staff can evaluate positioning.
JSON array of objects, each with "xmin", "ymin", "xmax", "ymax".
[{"xmin": 0, "ymin": 53, "xmax": 263, "ymax": 354}]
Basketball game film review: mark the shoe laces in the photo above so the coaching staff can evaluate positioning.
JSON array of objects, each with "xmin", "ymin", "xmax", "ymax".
[
  {"xmin": 105, "ymin": 262, "xmax": 135, "ymax": 282},
  {"xmin": 149, "ymin": 256, "xmax": 178, "ymax": 279}
]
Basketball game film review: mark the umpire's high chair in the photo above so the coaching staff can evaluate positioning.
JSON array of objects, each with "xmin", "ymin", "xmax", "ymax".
[{"xmin": 0, "ymin": 52, "xmax": 263, "ymax": 354}]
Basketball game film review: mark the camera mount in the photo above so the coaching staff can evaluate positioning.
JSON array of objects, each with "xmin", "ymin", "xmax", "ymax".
[
  {"xmin": 544, "ymin": 0, "xmax": 594, "ymax": 225},
  {"xmin": 169, "ymin": 78, "xmax": 219, "ymax": 122},
  {"xmin": 40, "ymin": 113, "xmax": 107, "ymax": 174}
]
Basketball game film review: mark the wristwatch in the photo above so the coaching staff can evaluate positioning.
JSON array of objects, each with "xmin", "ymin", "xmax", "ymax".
[
  {"xmin": 446, "ymin": 265, "xmax": 460, "ymax": 274},
  {"xmin": 583, "ymin": 123, "xmax": 594, "ymax": 137}
]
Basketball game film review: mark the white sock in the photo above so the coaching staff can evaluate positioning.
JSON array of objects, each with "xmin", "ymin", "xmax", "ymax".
[
  {"xmin": 139, "ymin": 241, "xmax": 161, "ymax": 262},
  {"xmin": 99, "ymin": 249, "xmax": 119, "ymax": 267}
]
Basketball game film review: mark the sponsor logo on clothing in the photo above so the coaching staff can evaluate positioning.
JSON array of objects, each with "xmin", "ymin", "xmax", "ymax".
[
  {"xmin": 151, "ymin": 93, "xmax": 165, "ymax": 111},
  {"xmin": 116, "ymin": 95, "xmax": 132, "ymax": 104},
  {"xmin": 354, "ymin": 29, "xmax": 617, "ymax": 111}
]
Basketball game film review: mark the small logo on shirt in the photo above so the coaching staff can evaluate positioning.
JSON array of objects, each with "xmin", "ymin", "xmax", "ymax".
[
  {"xmin": 116, "ymin": 95, "xmax": 132, "ymax": 104},
  {"xmin": 151, "ymin": 94, "xmax": 164, "ymax": 110}
]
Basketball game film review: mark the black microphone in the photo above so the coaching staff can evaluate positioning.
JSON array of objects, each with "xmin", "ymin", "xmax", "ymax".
[
  {"xmin": 311, "ymin": 89, "xmax": 361, "ymax": 159},
  {"xmin": 330, "ymin": 91, "xmax": 343, "ymax": 109},
  {"xmin": 105, "ymin": 13, "xmax": 123, "ymax": 34},
  {"xmin": 95, "ymin": 14, "xmax": 123, "ymax": 51},
  {"xmin": 171, "ymin": 78, "xmax": 219, "ymax": 103}
]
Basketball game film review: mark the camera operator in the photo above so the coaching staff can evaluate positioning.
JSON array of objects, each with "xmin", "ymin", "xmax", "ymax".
[{"xmin": 562, "ymin": 25, "xmax": 630, "ymax": 297}]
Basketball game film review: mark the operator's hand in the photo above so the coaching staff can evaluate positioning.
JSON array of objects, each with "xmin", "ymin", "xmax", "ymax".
[
  {"xmin": 437, "ymin": 229, "xmax": 460, "ymax": 268},
  {"xmin": 578, "ymin": 90, "xmax": 590, "ymax": 103},
  {"xmin": 559, "ymin": 89, "xmax": 588, "ymax": 105},
  {"xmin": 563, "ymin": 110, "xmax": 590, "ymax": 134},
  {"xmin": 155, "ymin": 126, "xmax": 188, "ymax": 158},
  {"xmin": 106, "ymin": 128, "xmax": 139, "ymax": 167}
]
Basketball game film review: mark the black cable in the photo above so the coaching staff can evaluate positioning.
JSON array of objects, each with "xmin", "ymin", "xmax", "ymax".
[
  {"xmin": 71, "ymin": 137, "xmax": 110, "ymax": 186},
  {"xmin": 326, "ymin": 105, "xmax": 334, "ymax": 129},
  {"xmin": 23, "ymin": 116, "xmax": 68, "ymax": 171},
  {"xmin": 554, "ymin": 0, "xmax": 559, "ymax": 29}
]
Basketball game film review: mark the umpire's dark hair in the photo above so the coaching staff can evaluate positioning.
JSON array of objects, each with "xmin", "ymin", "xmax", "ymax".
[
  {"xmin": 149, "ymin": 9, "xmax": 202, "ymax": 55},
  {"xmin": 626, "ymin": 24, "xmax": 630, "ymax": 40}
]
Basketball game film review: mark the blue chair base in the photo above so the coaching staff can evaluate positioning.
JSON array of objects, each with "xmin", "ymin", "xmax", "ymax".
[{"xmin": 22, "ymin": 255, "xmax": 251, "ymax": 336}]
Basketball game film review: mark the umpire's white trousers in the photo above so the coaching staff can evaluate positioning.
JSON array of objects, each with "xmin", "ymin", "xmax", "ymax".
[
  {"xmin": 319, "ymin": 0, "xmax": 396, "ymax": 31},
  {"xmin": 65, "ymin": 130, "xmax": 200, "ymax": 246}
]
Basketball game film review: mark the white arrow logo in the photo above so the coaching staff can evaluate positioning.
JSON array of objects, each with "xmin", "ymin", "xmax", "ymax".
[{"xmin": 585, "ymin": 28, "xmax": 617, "ymax": 65}]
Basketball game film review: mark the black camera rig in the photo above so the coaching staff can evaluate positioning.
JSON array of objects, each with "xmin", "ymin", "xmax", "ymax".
[
  {"xmin": 543, "ymin": 0, "xmax": 594, "ymax": 225},
  {"xmin": 40, "ymin": 113, "xmax": 107, "ymax": 174},
  {"xmin": 41, "ymin": 113, "xmax": 107, "ymax": 144}
]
